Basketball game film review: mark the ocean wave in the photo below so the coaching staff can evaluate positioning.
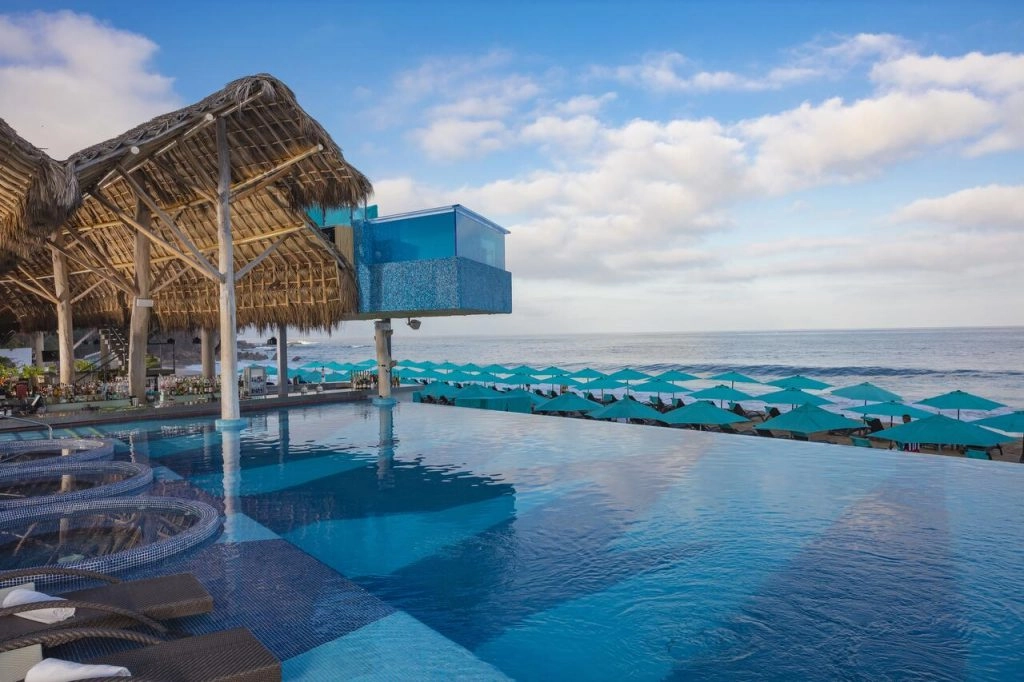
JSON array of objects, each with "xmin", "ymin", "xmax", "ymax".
[{"xmin": 635, "ymin": 362, "xmax": 1024, "ymax": 380}]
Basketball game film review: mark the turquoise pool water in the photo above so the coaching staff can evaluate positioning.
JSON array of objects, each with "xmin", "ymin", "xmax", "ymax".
[{"xmin": 5, "ymin": 401, "xmax": 1024, "ymax": 680}]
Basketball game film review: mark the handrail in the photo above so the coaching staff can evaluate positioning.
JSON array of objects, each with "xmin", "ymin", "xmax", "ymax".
[{"xmin": 0, "ymin": 414, "xmax": 53, "ymax": 439}]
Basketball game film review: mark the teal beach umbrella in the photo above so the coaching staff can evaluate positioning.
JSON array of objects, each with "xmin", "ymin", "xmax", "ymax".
[
  {"xmin": 497, "ymin": 373, "xmax": 540, "ymax": 386},
  {"xmin": 917, "ymin": 390, "xmax": 1006, "ymax": 419},
  {"xmin": 830, "ymin": 382, "xmax": 902, "ymax": 404},
  {"xmin": 632, "ymin": 379, "xmax": 688, "ymax": 399},
  {"xmin": 871, "ymin": 414, "xmax": 1016, "ymax": 448},
  {"xmin": 481, "ymin": 363, "xmax": 510, "ymax": 373},
  {"xmin": 607, "ymin": 368, "xmax": 649, "ymax": 381},
  {"xmin": 688, "ymin": 385, "xmax": 755, "ymax": 405},
  {"xmin": 756, "ymin": 388, "xmax": 832, "ymax": 407},
  {"xmin": 972, "ymin": 411, "xmax": 1024, "ymax": 462},
  {"xmin": 655, "ymin": 370, "xmax": 701, "ymax": 382},
  {"xmin": 581, "ymin": 377, "xmax": 626, "ymax": 398},
  {"xmin": 419, "ymin": 382, "xmax": 460, "ymax": 399},
  {"xmin": 847, "ymin": 401, "xmax": 933, "ymax": 426},
  {"xmin": 507, "ymin": 364, "xmax": 538, "ymax": 375},
  {"xmin": 589, "ymin": 397, "xmax": 665, "ymax": 422},
  {"xmin": 535, "ymin": 393, "xmax": 603, "ymax": 413},
  {"xmin": 569, "ymin": 368, "xmax": 606, "ymax": 380},
  {"xmin": 661, "ymin": 401, "xmax": 749, "ymax": 427},
  {"xmin": 457, "ymin": 384, "xmax": 497, "ymax": 398},
  {"xmin": 757, "ymin": 403, "xmax": 863, "ymax": 436},
  {"xmin": 709, "ymin": 371, "xmax": 760, "ymax": 388},
  {"xmin": 766, "ymin": 375, "xmax": 831, "ymax": 390}
]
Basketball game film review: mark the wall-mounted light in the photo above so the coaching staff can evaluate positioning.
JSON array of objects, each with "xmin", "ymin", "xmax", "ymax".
[{"xmin": 406, "ymin": 318, "xmax": 421, "ymax": 330}]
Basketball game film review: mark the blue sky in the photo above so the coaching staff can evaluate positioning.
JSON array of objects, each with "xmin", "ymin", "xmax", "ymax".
[{"xmin": 2, "ymin": 1, "xmax": 1022, "ymax": 337}]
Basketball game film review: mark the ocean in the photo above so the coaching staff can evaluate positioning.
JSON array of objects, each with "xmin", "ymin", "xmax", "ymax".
[{"xmin": 245, "ymin": 326, "xmax": 1023, "ymax": 411}]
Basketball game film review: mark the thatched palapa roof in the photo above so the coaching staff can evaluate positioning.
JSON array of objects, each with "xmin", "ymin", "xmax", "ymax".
[
  {"xmin": 0, "ymin": 118, "xmax": 80, "ymax": 260},
  {"xmin": 0, "ymin": 74, "xmax": 372, "ymax": 332}
]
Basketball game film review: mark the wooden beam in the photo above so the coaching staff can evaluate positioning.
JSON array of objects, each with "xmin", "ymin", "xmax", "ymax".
[
  {"xmin": 92, "ymin": 188, "xmax": 222, "ymax": 283},
  {"xmin": 128, "ymin": 201, "xmax": 152, "ymax": 400},
  {"xmin": 230, "ymin": 144, "xmax": 323, "ymax": 201},
  {"xmin": 9, "ymin": 276, "xmax": 58, "ymax": 304},
  {"xmin": 119, "ymin": 170, "xmax": 222, "ymax": 281},
  {"xmin": 52, "ymin": 231, "xmax": 137, "ymax": 296},
  {"xmin": 14, "ymin": 265, "xmax": 60, "ymax": 303},
  {"xmin": 71, "ymin": 277, "xmax": 108, "ymax": 304},
  {"xmin": 151, "ymin": 263, "xmax": 192, "ymax": 295},
  {"xmin": 234, "ymin": 231, "xmax": 293, "ymax": 282},
  {"xmin": 216, "ymin": 116, "xmax": 241, "ymax": 423}
]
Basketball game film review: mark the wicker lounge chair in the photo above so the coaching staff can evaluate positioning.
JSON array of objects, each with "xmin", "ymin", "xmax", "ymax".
[
  {"xmin": 0, "ymin": 568, "xmax": 213, "ymax": 642},
  {"xmin": 2, "ymin": 626, "xmax": 280, "ymax": 681}
]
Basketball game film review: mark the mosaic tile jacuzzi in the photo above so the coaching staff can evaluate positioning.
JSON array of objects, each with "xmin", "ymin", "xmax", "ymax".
[{"xmin": 5, "ymin": 401, "xmax": 1023, "ymax": 680}]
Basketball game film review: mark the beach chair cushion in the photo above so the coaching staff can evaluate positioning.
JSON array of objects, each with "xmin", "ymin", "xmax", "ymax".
[
  {"xmin": 965, "ymin": 449, "xmax": 991, "ymax": 460},
  {"xmin": 850, "ymin": 436, "xmax": 872, "ymax": 448}
]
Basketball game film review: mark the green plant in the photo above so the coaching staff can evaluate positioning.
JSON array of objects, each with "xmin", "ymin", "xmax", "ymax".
[
  {"xmin": 75, "ymin": 359, "xmax": 96, "ymax": 373},
  {"xmin": 145, "ymin": 354, "xmax": 160, "ymax": 369}
]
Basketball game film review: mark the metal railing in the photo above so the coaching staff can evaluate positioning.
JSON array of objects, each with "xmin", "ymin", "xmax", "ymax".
[{"xmin": 0, "ymin": 415, "xmax": 53, "ymax": 440}]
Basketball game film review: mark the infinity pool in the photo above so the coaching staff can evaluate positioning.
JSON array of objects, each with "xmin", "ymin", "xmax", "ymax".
[{"xmin": 6, "ymin": 401, "xmax": 1024, "ymax": 680}]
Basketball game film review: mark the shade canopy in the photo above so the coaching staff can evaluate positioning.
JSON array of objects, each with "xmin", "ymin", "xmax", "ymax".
[
  {"xmin": 847, "ymin": 401, "xmax": 933, "ymax": 420},
  {"xmin": 758, "ymin": 404, "xmax": 863, "ymax": 435},
  {"xmin": 972, "ymin": 411, "xmax": 1024, "ymax": 434},
  {"xmin": 583, "ymin": 377, "xmax": 627, "ymax": 391},
  {"xmin": 418, "ymin": 382, "xmax": 460, "ymax": 399},
  {"xmin": 457, "ymin": 384, "xmax": 497, "ymax": 399},
  {"xmin": 766, "ymin": 375, "xmax": 831, "ymax": 390},
  {"xmin": 709, "ymin": 371, "xmax": 760, "ymax": 386},
  {"xmin": 497, "ymin": 372, "xmax": 540, "ymax": 385},
  {"xmin": 660, "ymin": 401, "xmax": 749, "ymax": 426},
  {"xmin": 655, "ymin": 370, "xmax": 701, "ymax": 382},
  {"xmin": 917, "ymin": 390, "xmax": 1006, "ymax": 414},
  {"xmin": 480, "ymin": 363, "xmax": 510, "ymax": 373},
  {"xmin": 460, "ymin": 362, "xmax": 483, "ymax": 372},
  {"xmin": 436, "ymin": 361, "xmax": 461, "ymax": 371},
  {"xmin": 569, "ymin": 368, "xmax": 606, "ymax": 380},
  {"xmin": 468, "ymin": 372, "xmax": 504, "ymax": 384},
  {"xmin": 871, "ymin": 414, "xmax": 1015, "ymax": 448},
  {"xmin": 506, "ymin": 364, "xmax": 538, "ymax": 374},
  {"xmin": 632, "ymin": 379, "xmax": 688, "ymax": 395},
  {"xmin": 535, "ymin": 366, "xmax": 567, "ymax": 376},
  {"xmin": 830, "ymin": 382, "xmax": 902, "ymax": 404},
  {"xmin": 688, "ymin": 385, "xmax": 755, "ymax": 402},
  {"xmin": 588, "ymin": 397, "xmax": 665, "ymax": 421},
  {"xmin": 535, "ymin": 393, "xmax": 604, "ymax": 413},
  {"xmin": 607, "ymin": 368, "xmax": 649, "ymax": 381},
  {"xmin": 756, "ymin": 388, "xmax": 832, "ymax": 407}
]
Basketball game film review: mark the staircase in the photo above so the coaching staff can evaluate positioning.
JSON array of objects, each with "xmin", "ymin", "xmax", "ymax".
[{"xmin": 95, "ymin": 326, "xmax": 129, "ymax": 373}]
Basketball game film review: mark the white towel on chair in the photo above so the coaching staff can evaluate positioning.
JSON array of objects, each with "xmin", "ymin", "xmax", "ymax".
[
  {"xmin": 1, "ymin": 589, "xmax": 75, "ymax": 624},
  {"xmin": 25, "ymin": 658, "xmax": 130, "ymax": 682}
]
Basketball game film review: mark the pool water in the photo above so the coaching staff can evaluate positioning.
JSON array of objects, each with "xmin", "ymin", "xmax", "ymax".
[{"xmin": 6, "ymin": 401, "xmax": 1024, "ymax": 680}]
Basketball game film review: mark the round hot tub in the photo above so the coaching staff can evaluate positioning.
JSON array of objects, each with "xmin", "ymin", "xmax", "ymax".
[
  {"xmin": 0, "ymin": 497, "xmax": 222, "ymax": 584},
  {"xmin": 0, "ymin": 438, "xmax": 115, "ymax": 468},
  {"xmin": 0, "ymin": 461, "xmax": 152, "ymax": 511}
]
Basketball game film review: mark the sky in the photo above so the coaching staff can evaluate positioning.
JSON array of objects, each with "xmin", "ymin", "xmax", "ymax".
[{"xmin": 1, "ymin": 1, "xmax": 1023, "ymax": 338}]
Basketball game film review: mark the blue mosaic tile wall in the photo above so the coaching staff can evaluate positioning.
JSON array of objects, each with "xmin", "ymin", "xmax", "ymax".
[{"xmin": 356, "ymin": 257, "xmax": 511, "ymax": 316}]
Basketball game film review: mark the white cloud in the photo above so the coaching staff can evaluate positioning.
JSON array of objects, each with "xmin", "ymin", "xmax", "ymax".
[
  {"xmin": 553, "ymin": 93, "xmax": 616, "ymax": 116},
  {"xmin": 872, "ymin": 51, "xmax": 1024, "ymax": 94},
  {"xmin": 413, "ymin": 118, "xmax": 509, "ymax": 160},
  {"xmin": 738, "ymin": 90, "xmax": 997, "ymax": 192},
  {"xmin": 891, "ymin": 184, "xmax": 1024, "ymax": 231},
  {"xmin": 0, "ymin": 11, "xmax": 179, "ymax": 158}
]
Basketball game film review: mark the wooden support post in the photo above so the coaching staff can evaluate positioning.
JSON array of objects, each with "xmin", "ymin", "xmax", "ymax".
[
  {"xmin": 32, "ymin": 332, "xmax": 44, "ymax": 369},
  {"xmin": 200, "ymin": 327, "xmax": 215, "ymax": 380},
  {"xmin": 51, "ymin": 233, "xmax": 74, "ymax": 386},
  {"xmin": 374, "ymin": 319, "xmax": 394, "ymax": 403},
  {"xmin": 215, "ymin": 117, "xmax": 242, "ymax": 426},
  {"xmin": 276, "ymin": 323, "xmax": 288, "ymax": 398},
  {"xmin": 128, "ymin": 203, "xmax": 152, "ymax": 400}
]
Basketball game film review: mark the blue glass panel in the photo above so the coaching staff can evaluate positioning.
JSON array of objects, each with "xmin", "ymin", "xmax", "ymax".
[
  {"xmin": 456, "ymin": 211, "xmax": 505, "ymax": 269},
  {"xmin": 307, "ymin": 204, "xmax": 378, "ymax": 228},
  {"xmin": 365, "ymin": 213, "xmax": 456, "ymax": 264}
]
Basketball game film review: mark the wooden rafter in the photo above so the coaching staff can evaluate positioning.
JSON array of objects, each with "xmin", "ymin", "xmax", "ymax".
[
  {"xmin": 119, "ymin": 170, "xmax": 222, "ymax": 280},
  {"xmin": 58, "ymin": 227, "xmax": 137, "ymax": 295},
  {"xmin": 91, "ymin": 188, "xmax": 222, "ymax": 283}
]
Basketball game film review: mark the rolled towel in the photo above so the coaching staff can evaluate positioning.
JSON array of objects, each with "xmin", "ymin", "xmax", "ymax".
[
  {"xmin": 26, "ymin": 658, "xmax": 130, "ymax": 681},
  {"xmin": 1, "ymin": 588, "xmax": 75, "ymax": 624}
]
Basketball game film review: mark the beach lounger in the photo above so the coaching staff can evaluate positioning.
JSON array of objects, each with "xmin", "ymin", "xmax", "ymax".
[
  {"xmin": 965, "ymin": 449, "xmax": 991, "ymax": 460},
  {"xmin": 2, "ymin": 626, "xmax": 280, "ymax": 682},
  {"xmin": 850, "ymin": 436, "xmax": 873, "ymax": 448},
  {"xmin": 0, "ymin": 568, "xmax": 213, "ymax": 643},
  {"xmin": 718, "ymin": 424, "xmax": 742, "ymax": 435}
]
